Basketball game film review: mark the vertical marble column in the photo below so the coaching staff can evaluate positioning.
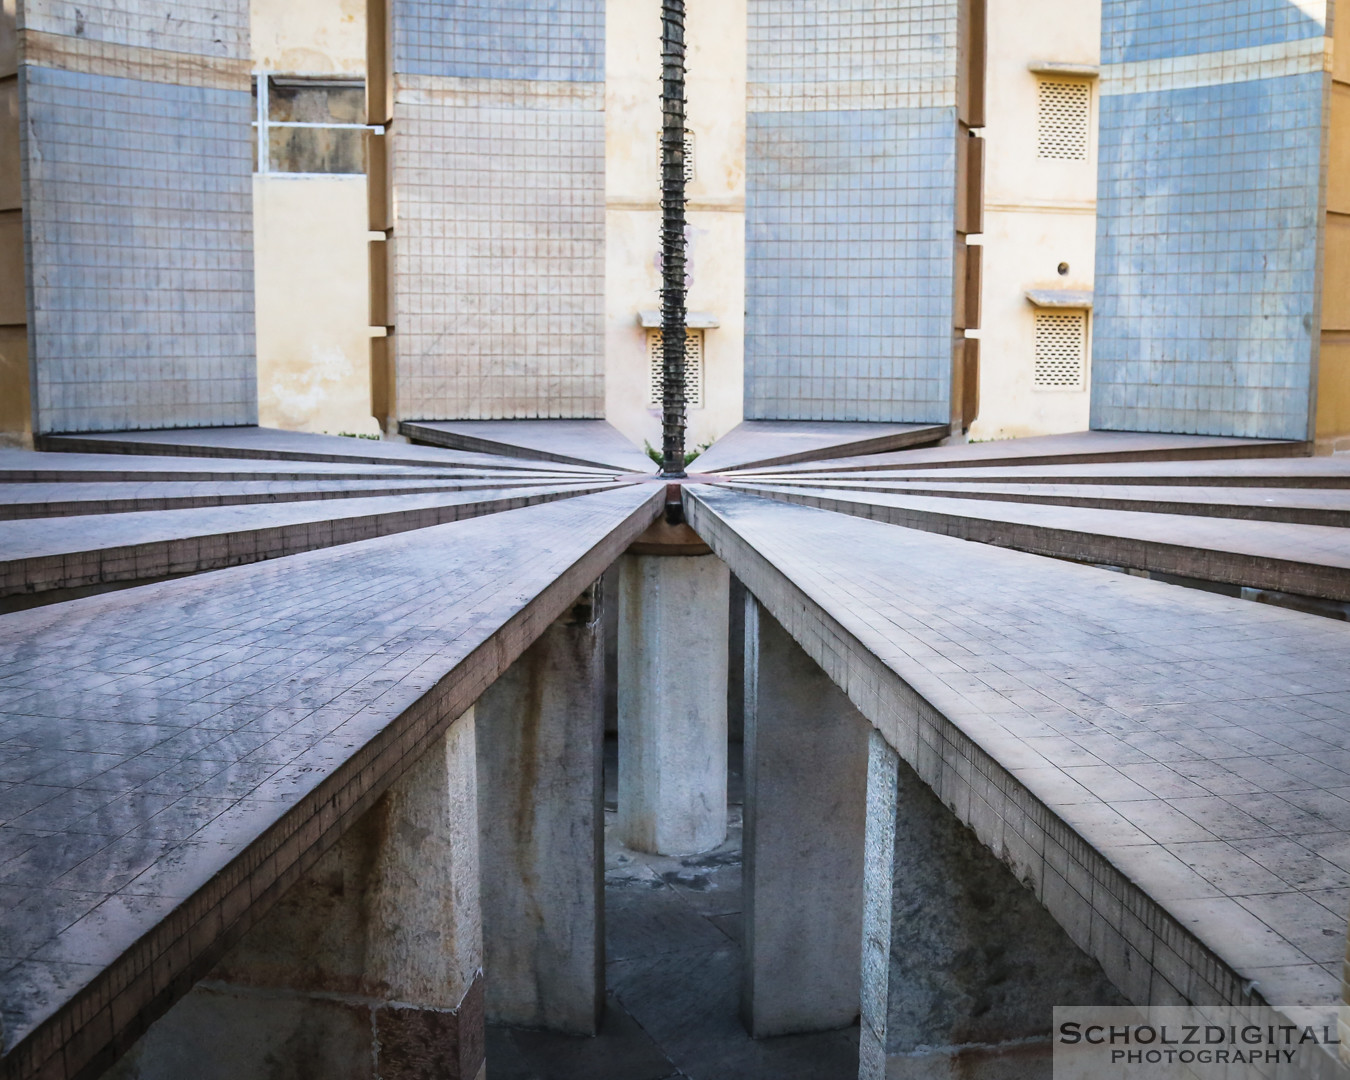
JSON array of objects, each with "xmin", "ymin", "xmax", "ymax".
[
  {"xmin": 860, "ymin": 730, "xmax": 1122, "ymax": 1080},
  {"xmin": 617, "ymin": 551, "xmax": 730, "ymax": 856},
  {"xmin": 476, "ymin": 582, "xmax": 605, "ymax": 1035},
  {"xmin": 741, "ymin": 596, "xmax": 868, "ymax": 1037}
]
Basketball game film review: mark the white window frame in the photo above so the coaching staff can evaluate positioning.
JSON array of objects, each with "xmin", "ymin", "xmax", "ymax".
[{"xmin": 253, "ymin": 71, "xmax": 382, "ymax": 178}]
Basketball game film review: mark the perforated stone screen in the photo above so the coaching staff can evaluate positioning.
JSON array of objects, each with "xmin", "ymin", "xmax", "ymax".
[
  {"xmin": 1036, "ymin": 80, "xmax": 1090, "ymax": 161},
  {"xmin": 648, "ymin": 329, "xmax": 703, "ymax": 407},
  {"xmin": 1033, "ymin": 311, "xmax": 1087, "ymax": 389}
]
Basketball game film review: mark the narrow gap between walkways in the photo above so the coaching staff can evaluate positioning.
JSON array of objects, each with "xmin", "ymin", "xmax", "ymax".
[{"xmin": 485, "ymin": 735, "xmax": 860, "ymax": 1080}]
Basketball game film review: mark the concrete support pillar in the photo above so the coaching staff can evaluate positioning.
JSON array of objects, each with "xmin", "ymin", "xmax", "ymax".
[
  {"xmin": 741, "ymin": 597, "xmax": 868, "ymax": 1038},
  {"xmin": 860, "ymin": 730, "xmax": 1121, "ymax": 1080},
  {"xmin": 617, "ymin": 550, "xmax": 730, "ymax": 856},
  {"xmin": 476, "ymin": 582, "xmax": 604, "ymax": 1035},
  {"xmin": 103, "ymin": 711, "xmax": 485, "ymax": 1080}
]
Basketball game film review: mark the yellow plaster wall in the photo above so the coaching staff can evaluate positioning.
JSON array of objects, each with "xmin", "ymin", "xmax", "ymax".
[
  {"xmin": 967, "ymin": 0, "xmax": 1101, "ymax": 441},
  {"xmin": 251, "ymin": 0, "xmax": 376, "ymax": 436},
  {"xmin": 251, "ymin": 0, "xmax": 366, "ymax": 76},
  {"xmin": 253, "ymin": 176, "xmax": 378, "ymax": 436},
  {"xmin": 605, "ymin": 0, "xmax": 746, "ymax": 454}
]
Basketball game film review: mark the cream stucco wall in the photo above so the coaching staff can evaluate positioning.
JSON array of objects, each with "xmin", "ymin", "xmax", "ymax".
[
  {"xmin": 253, "ymin": 177, "xmax": 377, "ymax": 435},
  {"xmin": 251, "ymin": 0, "xmax": 366, "ymax": 76},
  {"xmin": 251, "ymin": 0, "xmax": 376, "ymax": 436},
  {"xmin": 969, "ymin": 0, "xmax": 1101, "ymax": 440},
  {"xmin": 605, "ymin": 0, "xmax": 746, "ymax": 454}
]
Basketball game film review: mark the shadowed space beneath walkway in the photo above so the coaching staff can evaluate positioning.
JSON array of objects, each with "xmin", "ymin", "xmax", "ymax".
[{"xmin": 486, "ymin": 738, "xmax": 860, "ymax": 1080}]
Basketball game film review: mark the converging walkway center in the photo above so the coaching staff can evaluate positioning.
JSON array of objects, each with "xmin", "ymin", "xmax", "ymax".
[{"xmin": 0, "ymin": 422, "xmax": 1346, "ymax": 1080}]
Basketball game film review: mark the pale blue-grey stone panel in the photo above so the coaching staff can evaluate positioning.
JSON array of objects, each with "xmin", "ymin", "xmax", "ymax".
[
  {"xmin": 1090, "ymin": 72, "xmax": 1323, "ymax": 440},
  {"xmin": 745, "ymin": 107, "xmax": 955, "ymax": 424},
  {"xmin": 23, "ymin": 67, "xmax": 256, "ymax": 434},
  {"xmin": 393, "ymin": 0, "xmax": 603, "ymax": 82},
  {"xmin": 1102, "ymin": 0, "xmax": 1325, "ymax": 65}
]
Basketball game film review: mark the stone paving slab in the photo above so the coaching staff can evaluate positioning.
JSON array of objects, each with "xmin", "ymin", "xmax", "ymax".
[
  {"xmin": 745, "ymin": 456, "xmax": 1350, "ymax": 488},
  {"xmin": 751, "ymin": 478, "xmax": 1350, "ymax": 527},
  {"xmin": 691, "ymin": 421, "xmax": 946, "ymax": 474},
  {"xmin": 684, "ymin": 485, "xmax": 1350, "ymax": 1025},
  {"xmin": 731, "ymin": 481, "xmax": 1350, "ymax": 602},
  {"xmin": 37, "ymin": 427, "xmax": 613, "ymax": 476},
  {"xmin": 0, "ymin": 481, "xmax": 622, "ymax": 597},
  {"xmin": 0, "ymin": 483, "xmax": 663, "ymax": 1080},
  {"xmin": 401, "ymin": 419, "xmax": 656, "ymax": 474},
  {"xmin": 0, "ymin": 450, "xmax": 518, "ymax": 484},
  {"xmin": 730, "ymin": 431, "xmax": 1306, "ymax": 475},
  {"xmin": 0, "ymin": 477, "xmax": 584, "ymax": 520}
]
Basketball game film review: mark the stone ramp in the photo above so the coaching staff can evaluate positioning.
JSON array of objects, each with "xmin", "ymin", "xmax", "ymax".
[
  {"xmin": 37, "ymin": 427, "xmax": 617, "ymax": 476},
  {"xmin": 744, "ymin": 455, "xmax": 1350, "ymax": 488},
  {"xmin": 0, "ymin": 481, "xmax": 623, "ymax": 598},
  {"xmin": 401, "ymin": 419, "xmax": 656, "ymax": 474},
  {"xmin": 685, "ymin": 485, "xmax": 1350, "ymax": 1021},
  {"xmin": 736, "ymin": 478, "xmax": 1350, "ymax": 527},
  {"xmin": 0, "ymin": 484, "xmax": 662, "ymax": 1080},
  {"xmin": 731, "ymin": 481, "xmax": 1350, "ymax": 602},
  {"xmin": 0, "ymin": 477, "xmax": 585, "ymax": 520},
  {"xmin": 690, "ymin": 420, "xmax": 947, "ymax": 473},
  {"xmin": 0, "ymin": 449, "xmax": 527, "ymax": 484},
  {"xmin": 724, "ymin": 430, "xmax": 1307, "ymax": 475}
]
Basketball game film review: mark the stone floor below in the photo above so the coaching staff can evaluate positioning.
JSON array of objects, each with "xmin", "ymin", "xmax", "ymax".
[{"xmin": 486, "ymin": 738, "xmax": 861, "ymax": 1080}]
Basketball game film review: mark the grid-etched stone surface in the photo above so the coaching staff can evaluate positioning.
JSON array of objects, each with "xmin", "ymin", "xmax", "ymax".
[
  {"xmin": 745, "ymin": 0, "xmax": 960, "ymax": 424},
  {"xmin": 0, "ymin": 482, "xmax": 621, "ymax": 597},
  {"xmin": 1101, "ymin": 0, "xmax": 1326, "ymax": 64},
  {"xmin": 392, "ymin": 0, "xmax": 603, "ymax": 82},
  {"xmin": 730, "ymin": 481, "xmax": 1350, "ymax": 601},
  {"xmin": 401, "ymin": 419, "xmax": 652, "ymax": 473},
  {"xmin": 391, "ymin": 86, "xmax": 604, "ymax": 421},
  {"xmin": 39, "ymin": 427, "xmax": 612, "ymax": 474},
  {"xmin": 750, "ymin": 477, "xmax": 1350, "ymax": 527},
  {"xmin": 22, "ymin": 67, "xmax": 256, "ymax": 434},
  {"xmin": 3, "ymin": 422, "xmax": 1348, "ymax": 1080},
  {"xmin": 1091, "ymin": 2, "xmax": 1328, "ymax": 440},
  {"xmin": 690, "ymin": 420, "xmax": 947, "ymax": 473},
  {"xmin": 0, "ymin": 477, "xmax": 583, "ymax": 520},
  {"xmin": 0, "ymin": 482, "xmax": 661, "ymax": 1080},
  {"xmin": 20, "ymin": 0, "xmax": 250, "ymax": 59},
  {"xmin": 734, "ymin": 429, "xmax": 1306, "ymax": 475},
  {"xmin": 686, "ymin": 484, "xmax": 1350, "ymax": 1017}
]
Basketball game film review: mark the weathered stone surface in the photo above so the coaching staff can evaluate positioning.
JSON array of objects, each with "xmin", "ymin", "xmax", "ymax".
[
  {"xmin": 730, "ymin": 481, "xmax": 1350, "ymax": 602},
  {"xmin": 103, "ymin": 713, "xmax": 485, "ymax": 1080},
  {"xmin": 617, "ymin": 552, "xmax": 731, "ymax": 856},
  {"xmin": 741, "ymin": 597, "xmax": 868, "ymax": 1038},
  {"xmin": 686, "ymin": 485, "xmax": 1350, "ymax": 1022},
  {"xmin": 402, "ymin": 419, "xmax": 655, "ymax": 474},
  {"xmin": 0, "ymin": 484, "xmax": 661, "ymax": 1080},
  {"xmin": 476, "ymin": 582, "xmax": 605, "ymax": 1034}
]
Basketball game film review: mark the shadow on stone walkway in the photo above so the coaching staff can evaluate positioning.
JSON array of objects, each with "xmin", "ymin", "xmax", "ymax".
[{"xmin": 486, "ymin": 738, "xmax": 860, "ymax": 1080}]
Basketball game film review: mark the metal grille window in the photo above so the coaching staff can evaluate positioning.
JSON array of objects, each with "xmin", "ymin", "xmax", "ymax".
[
  {"xmin": 1033, "ymin": 311, "xmax": 1087, "ymax": 389},
  {"xmin": 253, "ymin": 74, "xmax": 373, "ymax": 175},
  {"xmin": 657, "ymin": 129, "xmax": 696, "ymax": 184},
  {"xmin": 1036, "ymin": 80, "xmax": 1090, "ymax": 161},
  {"xmin": 648, "ymin": 329, "xmax": 703, "ymax": 407}
]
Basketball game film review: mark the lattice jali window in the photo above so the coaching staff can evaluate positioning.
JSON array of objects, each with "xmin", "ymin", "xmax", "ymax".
[
  {"xmin": 1033, "ymin": 311, "xmax": 1087, "ymax": 389},
  {"xmin": 648, "ymin": 329, "xmax": 703, "ymax": 407},
  {"xmin": 1036, "ymin": 80, "xmax": 1090, "ymax": 161}
]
